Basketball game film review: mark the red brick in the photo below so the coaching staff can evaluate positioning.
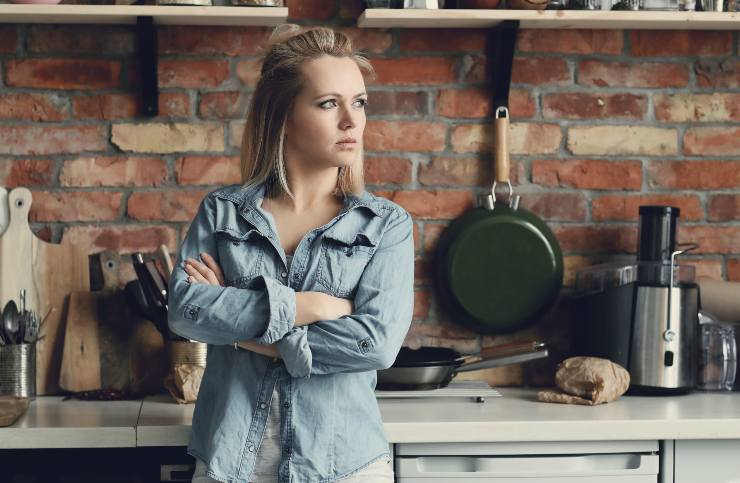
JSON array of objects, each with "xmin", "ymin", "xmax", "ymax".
[
  {"xmin": 400, "ymin": 29, "xmax": 485, "ymax": 52},
  {"xmin": 6, "ymin": 59, "xmax": 121, "ymax": 90},
  {"xmin": 436, "ymin": 88, "xmax": 534, "ymax": 119},
  {"xmin": 63, "ymin": 225, "xmax": 178, "ymax": 255},
  {"xmin": 578, "ymin": 60, "xmax": 688, "ymax": 88},
  {"xmin": 554, "ymin": 225, "xmax": 636, "ymax": 253},
  {"xmin": 236, "ymin": 59, "xmax": 262, "ymax": 87},
  {"xmin": 680, "ymin": 226, "xmax": 740, "ymax": 254},
  {"xmin": 368, "ymin": 58, "xmax": 456, "ymax": 86},
  {"xmin": 413, "ymin": 222, "xmax": 419, "ymax": 253},
  {"xmin": 0, "ymin": 93, "xmax": 67, "ymax": 121},
  {"xmin": 175, "ymin": 156, "xmax": 241, "ymax": 186},
  {"xmin": 158, "ymin": 92, "xmax": 193, "ymax": 118},
  {"xmin": 0, "ymin": 125, "xmax": 107, "ymax": 156},
  {"xmin": 0, "ymin": 159, "xmax": 54, "ymax": 187},
  {"xmin": 158, "ymin": 60, "xmax": 229, "ymax": 88},
  {"xmin": 451, "ymin": 123, "xmax": 562, "ymax": 155},
  {"xmin": 30, "ymin": 191, "xmax": 122, "ymax": 222},
  {"xmin": 422, "ymin": 222, "xmax": 447, "ymax": 255},
  {"xmin": 72, "ymin": 94, "xmax": 136, "ymax": 120},
  {"xmin": 684, "ymin": 127, "xmax": 740, "ymax": 156},
  {"xmin": 655, "ymin": 93, "xmax": 740, "ymax": 122},
  {"xmin": 630, "ymin": 31, "xmax": 732, "ymax": 57},
  {"xmin": 592, "ymin": 194, "xmax": 703, "ymax": 221},
  {"xmin": 404, "ymin": 321, "xmax": 479, "ymax": 354},
  {"xmin": 697, "ymin": 60, "xmax": 740, "ymax": 89},
  {"xmin": 419, "ymin": 156, "xmax": 522, "ymax": 187},
  {"xmin": 0, "ymin": 26, "xmax": 17, "ymax": 54},
  {"xmin": 690, "ymin": 258, "xmax": 723, "ymax": 281},
  {"xmin": 533, "ymin": 159, "xmax": 642, "ymax": 190},
  {"xmin": 287, "ymin": 0, "xmax": 336, "ymax": 20},
  {"xmin": 128, "ymin": 191, "xmax": 207, "ymax": 222},
  {"xmin": 414, "ymin": 255, "xmax": 432, "ymax": 285},
  {"xmin": 61, "ymin": 156, "xmax": 168, "ymax": 188},
  {"xmin": 199, "ymin": 91, "xmax": 250, "ymax": 119},
  {"xmin": 158, "ymin": 26, "xmax": 269, "ymax": 56},
  {"xmin": 542, "ymin": 93, "xmax": 646, "ymax": 120},
  {"xmin": 462, "ymin": 55, "xmax": 486, "ymax": 84},
  {"xmin": 521, "ymin": 193, "xmax": 587, "ymax": 222},
  {"xmin": 365, "ymin": 121, "xmax": 446, "ymax": 152},
  {"xmin": 337, "ymin": 27, "xmax": 393, "ymax": 54},
  {"xmin": 517, "ymin": 30, "xmax": 623, "ymax": 55},
  {"xmin": 413, "ymin": 289, "xmax": 431, "ymax": 320},
  {"xmin": 364, "ymin": 156, "xmax": 412, "ymax": 185},
  {"xmin": 728, "ymin": 259, "xmax": 740, "ymax": 282},
  {"xmin": 512, "ymin": 57, "xmax": 570, "ymax": 85},
  {"xmin": 709, "ymin": 195, "xmax": 740, "ymax": 221},
  {"xmin": 382, "ymin": 190, "xmax": 474, "ymax": 220},
  {"xmin": 647, "ymin": 160, "xmax": 740, "ymax": 190},
  {"xmin": 367, "ymin": 91, "xmax": 427, "ymax": 117},
  {"xmin": 27, "ymin": 25, "xmax": 133, "ymax": 54}
]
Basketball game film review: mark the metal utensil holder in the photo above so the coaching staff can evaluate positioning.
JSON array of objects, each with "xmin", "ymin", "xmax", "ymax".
[
  {"xmin": 0, "ymin": 343, "xmax": 35, "ymax": 399},
  {"xmin": 168, "ymin": 340, "xmax": 207, "ymax": 370}
]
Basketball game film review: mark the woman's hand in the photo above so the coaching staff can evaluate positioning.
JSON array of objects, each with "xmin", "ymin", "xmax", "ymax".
[
  {"xmin": 184, "ymin": 253, "xmax": 278, "ymax": 358},
  {"xmin": 184, "ymin": 252, "xmax": 224, "ymax": 286}
]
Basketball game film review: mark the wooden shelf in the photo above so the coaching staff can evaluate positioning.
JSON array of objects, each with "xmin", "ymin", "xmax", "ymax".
[
  {"xmin": 0, "ymin": 4, "xmax": 288, "ymax": 26},
  {"xmin": 358, "ymin": 8, "xmax": 740, "ymax": 30}
]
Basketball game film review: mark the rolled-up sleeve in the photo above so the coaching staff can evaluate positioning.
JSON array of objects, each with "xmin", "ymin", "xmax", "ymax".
[
  {"xmin": 168, "ymin": 193, "xmax": 297, "ymax": 346},
  {"xmin": 277, "ymin": 208, "xmax": 414, "ymax": 378}
]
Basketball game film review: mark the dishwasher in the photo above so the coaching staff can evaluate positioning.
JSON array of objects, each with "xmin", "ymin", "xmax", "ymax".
[{"xmin": 395, "ymin": 441, "xmax": 660, "ymax": 482}]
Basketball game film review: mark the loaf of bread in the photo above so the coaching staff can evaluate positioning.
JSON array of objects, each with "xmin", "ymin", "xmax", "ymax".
[{"xmin": 538, "ymin": 356, "xmax": 630, "ymax": 406}]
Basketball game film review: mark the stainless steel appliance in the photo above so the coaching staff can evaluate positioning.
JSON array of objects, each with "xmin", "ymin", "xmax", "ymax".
[{"xmin": 572, "ymin": 206, "xmax": 700, "ymax": 395}]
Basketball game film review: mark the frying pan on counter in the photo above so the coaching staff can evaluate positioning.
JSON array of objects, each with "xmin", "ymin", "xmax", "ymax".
[{"xmin": 376, "ymin": 341, "xmax": 548, "ymax": 390}]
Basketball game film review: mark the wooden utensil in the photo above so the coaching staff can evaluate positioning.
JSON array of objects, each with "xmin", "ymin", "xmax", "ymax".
[{"xmin": 59, "ymin": 291, "xmax": 101, "ymax": 392}]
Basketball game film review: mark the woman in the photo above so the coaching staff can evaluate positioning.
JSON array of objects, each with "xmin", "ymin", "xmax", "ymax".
[{"xmin": 167, "ymin": 25, "xmax": 415, "ymax": 483}]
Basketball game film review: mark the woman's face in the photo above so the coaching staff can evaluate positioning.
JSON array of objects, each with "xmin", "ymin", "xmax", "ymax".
[{"xmin": 284, "ymin": 55, "xmax": 367, "ymax": 171}]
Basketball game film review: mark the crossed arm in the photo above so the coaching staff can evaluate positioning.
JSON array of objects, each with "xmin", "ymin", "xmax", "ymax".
[{"xmin": 183, "ymin": 252, "xmax": 354, "ymax": 359}]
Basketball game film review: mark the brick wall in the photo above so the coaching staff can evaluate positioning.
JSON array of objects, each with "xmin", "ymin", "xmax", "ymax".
[{"xmin": 1, "ymin": 1, "xmax": 738, "ymax": 384}]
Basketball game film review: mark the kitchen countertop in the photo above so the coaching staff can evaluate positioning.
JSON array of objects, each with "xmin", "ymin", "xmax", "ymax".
[{"xmin": 4, "ymin": 388, "xmax": 740, "ymax": 449}]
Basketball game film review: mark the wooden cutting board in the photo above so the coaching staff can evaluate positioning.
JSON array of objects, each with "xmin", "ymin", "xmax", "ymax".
[
  {"xmin": 0, "ymin": 396, "xmax": 30, "ymax": 427},
  {"xmin": 59, "ymin": 291, "xmax": 101, "ymax": 392},
  {"xmin": 0, "ymin": 187, "xmax": 94, "ymax": 395},
  {"xmin": 0, "ymin": 187, "xmax": 8, "ymax": 236},
  {"xmin": 0, "ymin": 187, "xmax": 38, "ymax": 314}
]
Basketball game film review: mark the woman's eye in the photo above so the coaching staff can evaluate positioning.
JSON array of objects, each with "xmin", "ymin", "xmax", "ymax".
[
  {"xmin": 318, "ymin": 99, "xmax": 368, "ymax": 109},
  {"xmin": 319, "ymin": 99, "xmax": 337, "ymax": 109}
]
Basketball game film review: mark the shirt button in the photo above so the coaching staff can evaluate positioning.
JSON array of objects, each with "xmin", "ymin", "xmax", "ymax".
[
  {"xmin": 283, "ymin": 401, "xmax": 290, "ymax": 408},
  {"xmin": 232, "ymin": 241, "xmax": 240, "ymax": 246},
  {"xmin": 281, "ymin": 271, "xmax": 287, "ymax": 278},
  {"xmin": 248, "ymin": 444, "xmax": 255, "ymax": 452},
  {"xmin": 259, "ymin": 402, "xmax": 266, "ymax": 409}
]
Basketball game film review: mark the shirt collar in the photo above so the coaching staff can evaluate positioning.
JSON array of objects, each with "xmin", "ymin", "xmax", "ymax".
[{"xmin": 234, "ymin": 181, "xmax": 385, "ymax": 218}]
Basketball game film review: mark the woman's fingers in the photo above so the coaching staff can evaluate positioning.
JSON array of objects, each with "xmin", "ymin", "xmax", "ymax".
[
  {"xmin": 185, "ymin": 258, "xmax": 218, "ymax": 285},
  {"xmin": 200, "ymin": 252, "xmax": 225, "ymax": 286}
]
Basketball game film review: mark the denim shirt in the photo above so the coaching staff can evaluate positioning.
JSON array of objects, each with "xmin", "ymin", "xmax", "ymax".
[{"xmin": 167, "ymin": 182, "xmax": 415, "ymax": 483}]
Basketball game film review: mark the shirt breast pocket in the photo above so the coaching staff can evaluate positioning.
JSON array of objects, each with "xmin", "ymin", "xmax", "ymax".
[
  {"xmin": 317, "ymin": 233, "xmax": 377, "ymax": 298},
  {"xmin": 214, "ymin": 227, "xmax": 266, "ymax": 287}
]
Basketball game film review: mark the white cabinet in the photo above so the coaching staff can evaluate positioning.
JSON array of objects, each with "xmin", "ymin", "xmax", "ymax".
[
  {"xmin": 395, "ymin": 441, "xmax": 660, "ymax": 482},
  {"xmin": 671, "ymin": 440, "xmax": 740, "ymax": 483}
]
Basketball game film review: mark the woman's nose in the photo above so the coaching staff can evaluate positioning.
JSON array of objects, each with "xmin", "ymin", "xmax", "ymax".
[{"xmin": 339, "ymin": 105, "xmax": 358, "ymax": 130}]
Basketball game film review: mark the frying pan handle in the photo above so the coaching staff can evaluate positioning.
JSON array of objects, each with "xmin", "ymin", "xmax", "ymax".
[
  {"xmin": 479, "ymin": 340, "xmax": 546, "ymax": 359},
  {"xmin": 494, "ymin": 107, "xmax": 510, "ymax": 184}
]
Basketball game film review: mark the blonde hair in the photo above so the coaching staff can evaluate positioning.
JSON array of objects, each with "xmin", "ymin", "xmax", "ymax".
[{"xmin": 240, "ymin": 24, "xmax": 376, "ymax": 200}]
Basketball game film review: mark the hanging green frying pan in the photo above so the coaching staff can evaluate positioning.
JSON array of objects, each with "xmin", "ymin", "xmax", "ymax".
[{"xmin": 434, "ymin": 108, "xmax": 563, "ymax": 334}]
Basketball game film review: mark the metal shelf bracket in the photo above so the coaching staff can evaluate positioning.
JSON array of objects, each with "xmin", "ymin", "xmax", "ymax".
[{"xmin": 136, "ymin": 16, "xmax": 158, "ymax": 117}]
